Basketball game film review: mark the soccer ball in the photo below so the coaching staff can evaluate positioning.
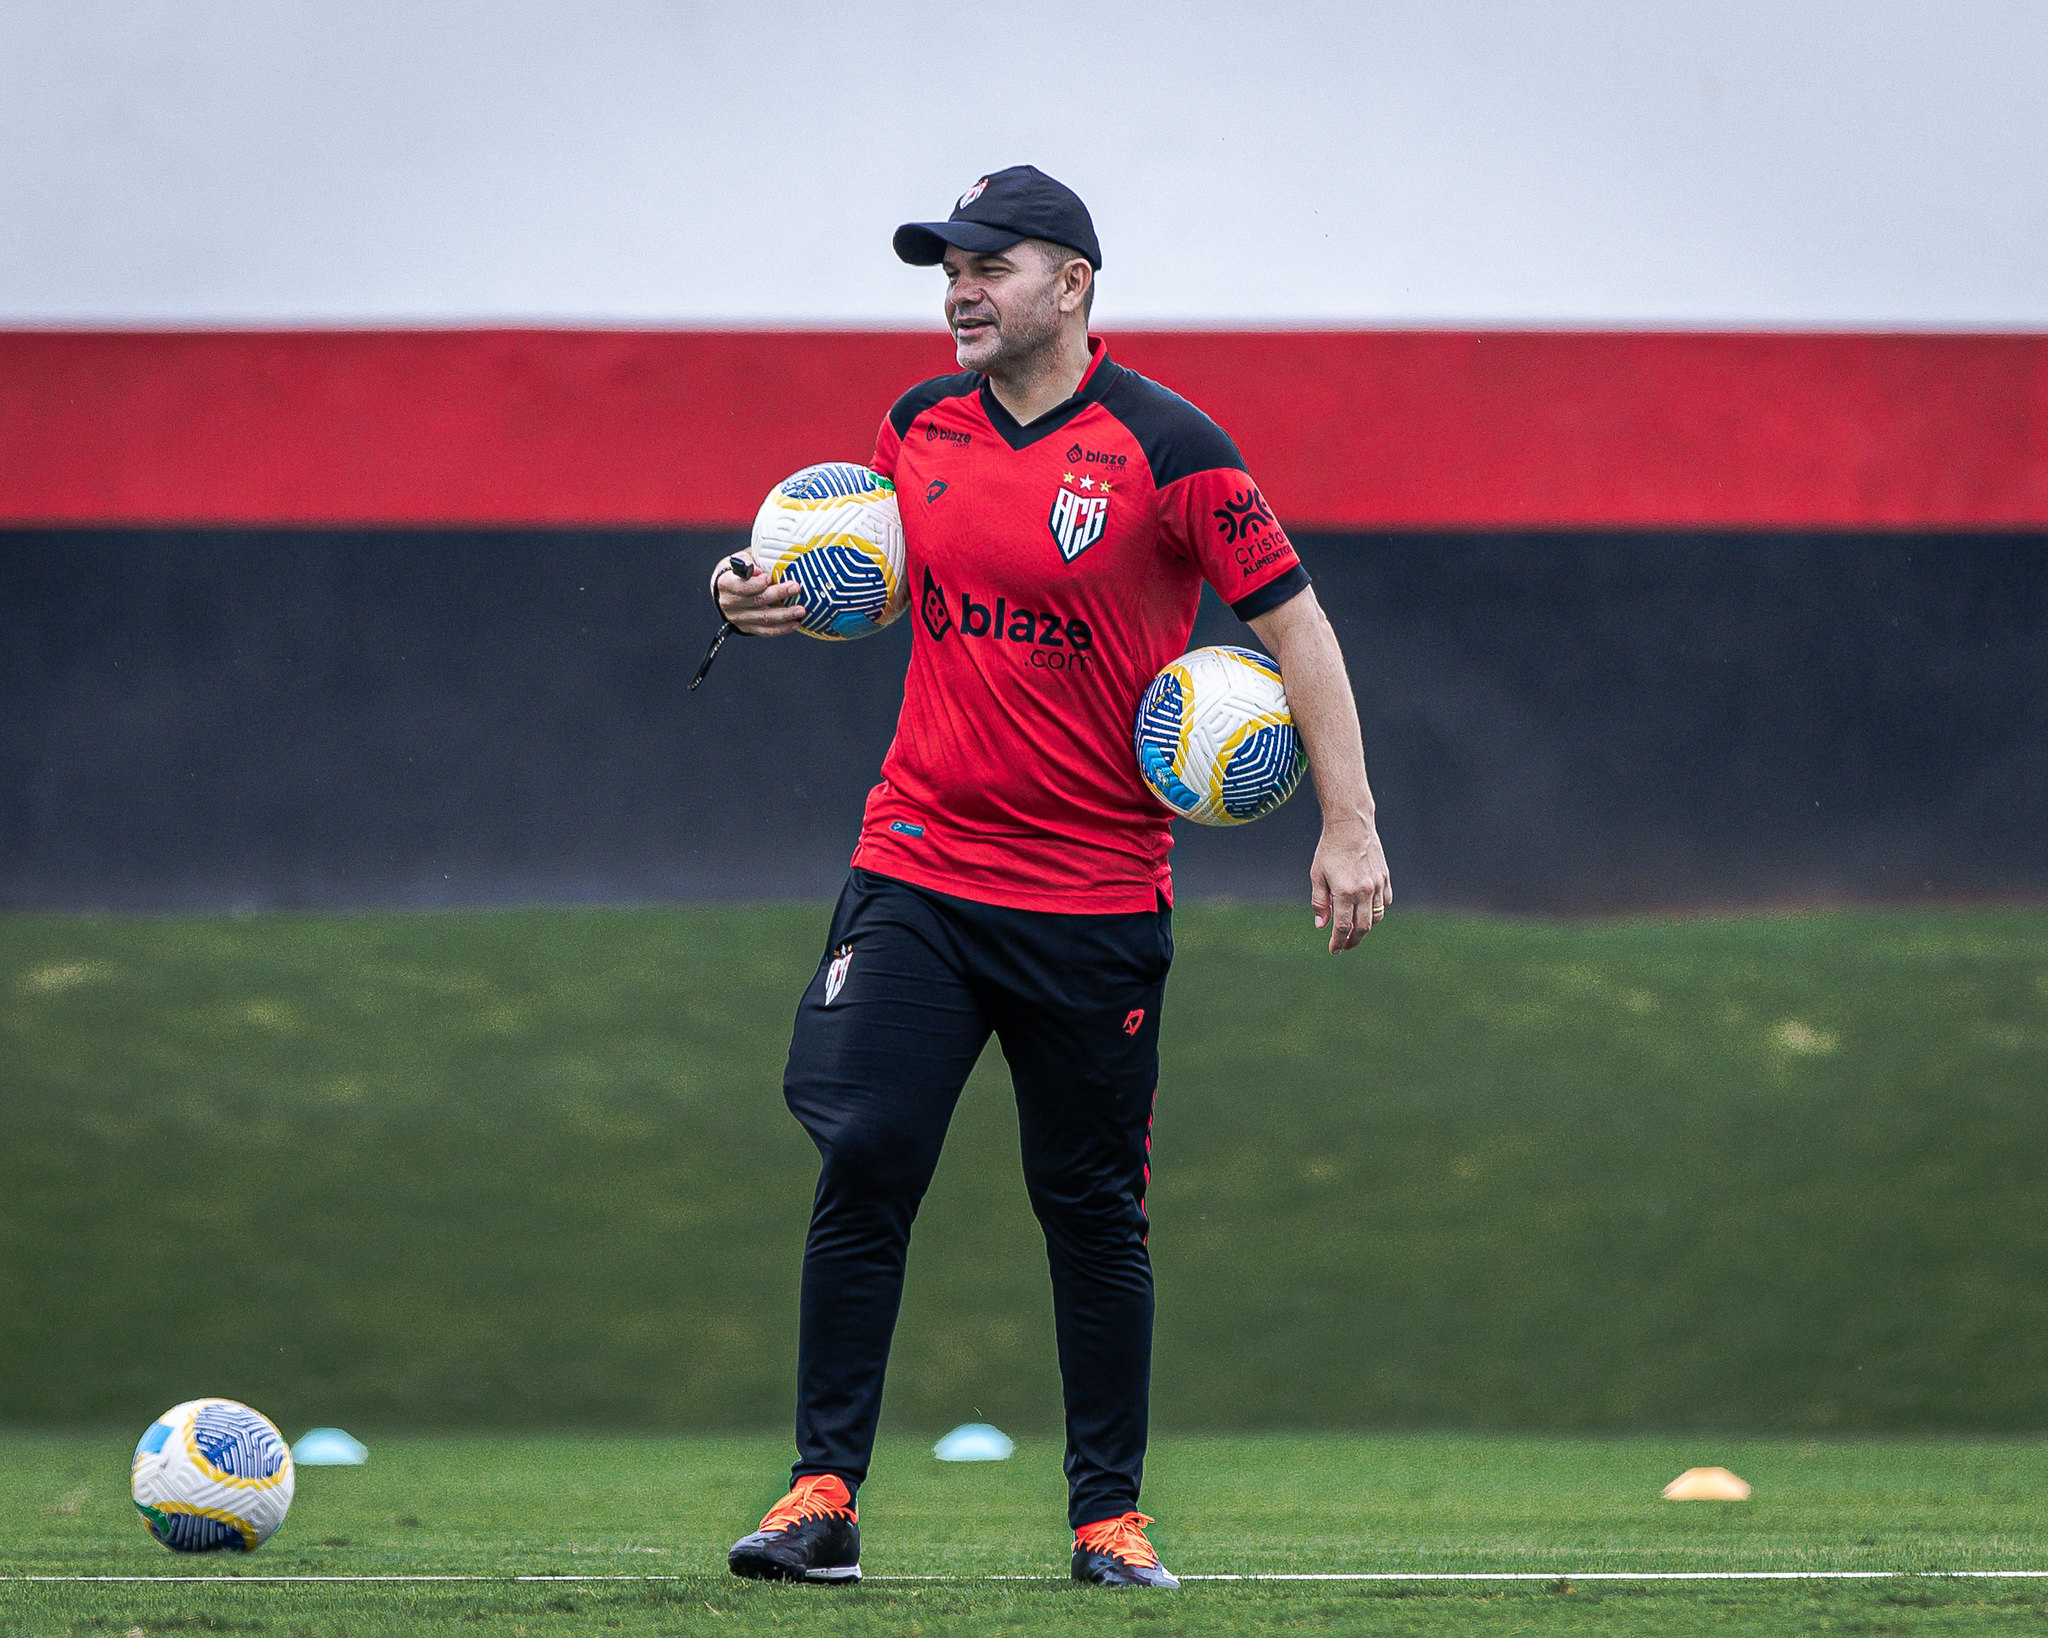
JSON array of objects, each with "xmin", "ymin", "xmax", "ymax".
[
  {"xmin": 132, "ymin": 1399, "xmax": 295, "ymax": 1552},
  {"xmin": 749, "ymin": 463, "xmax": 906, "ymax": 639},
  {"xmin": 1134, "ymin": 645, "xmax": 1308, "ymax": 825}
]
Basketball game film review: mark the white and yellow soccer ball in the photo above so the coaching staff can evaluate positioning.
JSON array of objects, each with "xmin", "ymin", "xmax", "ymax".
[
  {"xmin": 749, "ymin": 463, "xmax": 906, "ymax": 640},
  {"xmin": 132, "ymin": 1398, "xmax": 295, "ymax": 1552},
  {"xmin": 1134, "ymin": 645, "xmax": 1308, "ymax": 825}
]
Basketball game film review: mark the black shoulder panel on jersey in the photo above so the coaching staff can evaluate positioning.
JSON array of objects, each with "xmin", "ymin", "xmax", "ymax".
[
  {"xmin": 1229, "ymin": 563, "xmax": 1312, "ymax": 622},
  {"xmin": 887, "ymin": 372, "xmax": 984, "ymax": 440},
  {"xmin": 1095, "ymin": 364, "xmax": 1248, "ymax": 488}
]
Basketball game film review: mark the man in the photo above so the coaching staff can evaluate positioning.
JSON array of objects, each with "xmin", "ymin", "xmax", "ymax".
[{"xmin": 716, "ymin": 166, "xmax": 1390, "ymax": 1588}]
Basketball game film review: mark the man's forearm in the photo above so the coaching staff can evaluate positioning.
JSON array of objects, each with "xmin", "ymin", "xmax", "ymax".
[
  {"xmin": 1248, "ymin": 585, "xmax": 1391, "ymax": 949},
  {"xmin": 1249, "ymin": 588, "xmax": 1374, "ymax": 827}
]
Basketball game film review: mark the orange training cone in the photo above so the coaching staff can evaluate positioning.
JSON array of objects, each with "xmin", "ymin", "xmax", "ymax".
[{"xmin": 1662, "ymin": 1467, "xmax": 1752, "ymax": 1500}]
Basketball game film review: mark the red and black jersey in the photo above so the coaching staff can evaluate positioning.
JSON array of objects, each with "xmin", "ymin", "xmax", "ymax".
[{"xmin": 855, "ymin": 338, "xmax": 1309, "ymax": 913}]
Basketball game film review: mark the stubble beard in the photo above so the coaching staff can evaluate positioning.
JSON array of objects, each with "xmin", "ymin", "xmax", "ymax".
[{"xmin": 953, "ymin": 286, "xmax": 1063, "ymax": 381}]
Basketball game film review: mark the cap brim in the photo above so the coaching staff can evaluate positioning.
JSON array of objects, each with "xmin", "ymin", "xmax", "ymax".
[{"xmin": 892, "ymin": 220, "xmax": 1027, "ymax": 265}]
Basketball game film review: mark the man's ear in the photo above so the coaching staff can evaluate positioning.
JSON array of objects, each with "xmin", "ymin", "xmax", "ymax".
[{"xmin": 1063, "ymin": 260, "xmax": 1092, "ymax": 313}]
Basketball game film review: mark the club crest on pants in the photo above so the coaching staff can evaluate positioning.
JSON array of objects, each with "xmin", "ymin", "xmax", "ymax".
[{"xmin": 825, "ymin": 943, "xmax": 853, "ymax": 1005}]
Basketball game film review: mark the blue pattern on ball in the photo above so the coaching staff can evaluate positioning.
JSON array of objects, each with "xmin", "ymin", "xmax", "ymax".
[
  {"xmin": 783, "ymin": 543, "xmax": 890, "ymax": 637},
  {"xmin": 1219, "ymin": 720, "xmax": 1306, "ymax": 820},
  {"xmin": 191, "ymin": 1402, "xmax": 288, "ymax": 1480},
  {"xmin": 143, "ymin": 1506, "xmax": 250, "ymax": 1553},
  {"xmin": 780, "ymin": 463, "xmax": 881, "ymax": 503},
  {"xmin": 1134, "ymin": 673, "xmax": 1202, "ymax": 814}
]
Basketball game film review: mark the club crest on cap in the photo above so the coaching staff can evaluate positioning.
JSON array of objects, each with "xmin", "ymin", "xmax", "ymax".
[{"xmin": 957, "ymin": 177, "xmax": 990, "ymax": 210}]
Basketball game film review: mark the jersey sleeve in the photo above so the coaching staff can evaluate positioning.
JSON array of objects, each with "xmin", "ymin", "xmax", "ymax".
[
  {"xmin": 875, "ymin": 373, "xmax": 981, "ymax": 485},
  {"xmin": 1157, "ymin": 468, "xmax": 1310, "ymax": 620},
  {"xmin": 871, "ymin": 414, "xmax": 901, "ymax": 482}
]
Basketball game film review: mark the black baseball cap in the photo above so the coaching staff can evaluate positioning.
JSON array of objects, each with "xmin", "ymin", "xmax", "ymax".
[{"xmin": 893, "ymin": 165, "xmax": 1102, "ymax": 270}]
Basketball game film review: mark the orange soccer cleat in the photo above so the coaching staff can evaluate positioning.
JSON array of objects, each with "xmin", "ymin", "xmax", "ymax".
[
  {"xmin": 727, "ymin": 1474, "xmax": 861, "ymax": 1583},
  {"xmin": 1072, "ymin": 1510, "xmax": 1179, "ymax": 1588}
]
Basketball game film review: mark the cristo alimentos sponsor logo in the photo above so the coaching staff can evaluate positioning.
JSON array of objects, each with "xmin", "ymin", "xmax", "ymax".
[
  {"xmin": 917, "ymin": 567, "xmax": 1095, "ymax": 672},
  {"xmin": 1235, "ymin": 539, "xmax": 1292, "ymax": 578}
]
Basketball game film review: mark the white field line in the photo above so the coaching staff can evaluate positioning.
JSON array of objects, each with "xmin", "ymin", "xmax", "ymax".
[{"xmin": 7, "ymin": 1570, "xmax": 2048, "ymax": 1584}]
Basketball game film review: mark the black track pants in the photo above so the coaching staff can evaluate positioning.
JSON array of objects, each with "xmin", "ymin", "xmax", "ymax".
[{"xmin": 782, "ymin": 867, "xmax": 1171, "ymax": 1530}]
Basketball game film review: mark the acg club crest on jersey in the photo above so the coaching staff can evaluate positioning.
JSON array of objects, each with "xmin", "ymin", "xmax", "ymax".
[{"xmin": 1049, "ymin": 482, "xmax": 1109, "ymax": 562}]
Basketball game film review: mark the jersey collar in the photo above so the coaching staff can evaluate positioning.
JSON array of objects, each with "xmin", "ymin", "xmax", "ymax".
[{"xmin": 977, "ymin": 336, "xmax": 1119, "ymax": 452}]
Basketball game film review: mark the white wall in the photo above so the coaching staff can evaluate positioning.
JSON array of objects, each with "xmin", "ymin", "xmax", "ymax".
[{"xmin": 2, "ymin": 0, "xmax": 2043, "ymax": 326}]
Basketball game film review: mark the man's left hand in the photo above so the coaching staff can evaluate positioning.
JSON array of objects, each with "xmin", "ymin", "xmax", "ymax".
[{"xmin": 1311, "ymin": 818, "xmax": 1391, "ymax": 953}]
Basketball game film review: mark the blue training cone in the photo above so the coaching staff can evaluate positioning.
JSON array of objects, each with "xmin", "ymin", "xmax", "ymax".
[
  {"xmin": 933, "ymin": 1423, "xmax": 1015, "ymax": 1462},
  {"xmin": 292, "ymin": 1428, "xmax": 369, "ymax": 1465}
]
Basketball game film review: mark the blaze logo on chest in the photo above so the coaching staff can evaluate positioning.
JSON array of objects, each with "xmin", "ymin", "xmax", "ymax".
[{"xmin": 1049, "ymin": 484, "xmax": 1110, "ymax": 562}]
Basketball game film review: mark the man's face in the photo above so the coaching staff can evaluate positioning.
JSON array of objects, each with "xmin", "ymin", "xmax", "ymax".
[{"xmin": 943, "ymin": 246, "xmax": 1069, "ymax": 373}]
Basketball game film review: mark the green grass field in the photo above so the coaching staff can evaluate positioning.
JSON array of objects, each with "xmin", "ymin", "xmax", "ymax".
[
  {"xmin": 7, "ymin": 1432, "xmax": 2048, "ymax": 1635},
  {"xmin": 6, "ymin": 905, "xmax": 2048, "ymax": 1632},
  {"xmin": 3, "ymin": 905, "xmax": 2047, "ymax": 1435}
]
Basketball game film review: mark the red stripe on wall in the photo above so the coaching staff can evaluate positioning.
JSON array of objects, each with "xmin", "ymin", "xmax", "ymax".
[{"xmin": 2, "ymin": 329, "xmax": 2043, "ymax": 528}]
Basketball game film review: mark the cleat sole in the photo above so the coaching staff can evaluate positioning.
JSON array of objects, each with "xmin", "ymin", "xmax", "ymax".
[
  {"xmin": 728, "ymin": 1550, "xmax": 861, "ymax": 1584},
  {"xmin": 1072, "ymin": 1548, "xmax": 1179, "ymax": 1589}
]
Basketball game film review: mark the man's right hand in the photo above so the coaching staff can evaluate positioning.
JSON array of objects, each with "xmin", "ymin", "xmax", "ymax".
[{"xmin": 712, "ymin": 556, "xmax": 808, "ymax": 636}]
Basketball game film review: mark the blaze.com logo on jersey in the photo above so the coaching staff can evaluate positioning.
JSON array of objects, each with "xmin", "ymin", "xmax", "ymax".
[{"xmin": 919, "ymin": 568, "xmax": 1096, "ymax": 673}]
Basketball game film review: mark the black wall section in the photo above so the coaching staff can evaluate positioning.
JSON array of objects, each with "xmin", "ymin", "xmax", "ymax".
[{"xmin": 3, "ymin": 530, "xmax": 2043, "ymax": 913}]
